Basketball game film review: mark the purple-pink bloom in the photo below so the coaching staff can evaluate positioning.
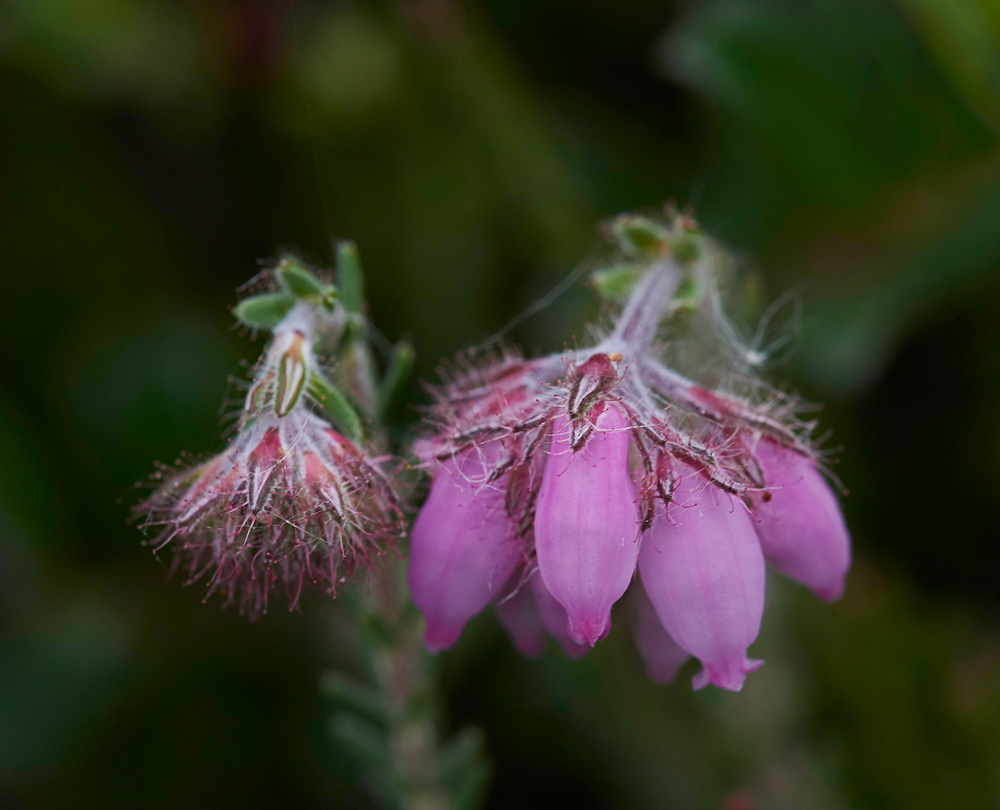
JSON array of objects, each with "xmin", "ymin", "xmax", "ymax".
[
  {"xmin": 638, "ymin": 463, "xmax": 765, "ymax": 692},
  {"xmin": 494, "ymin": 573, "xmax": 546, "ymax": 658},
  {"xmin": 407, "ymin": 448, "xmax": 524, "ymax": 652},
  {"xmin": 535, "ymin": 403, "xmax": 640, "ymax": 646},
  {"xmin": 630, "ymin": 579, "xmax": 690, "ymax": 684},
  {"xmin": 749, "ymin": 439, "xmax": 852, "ymax": 602},
  {"xmin": 529, "ymin": 571, "xmax": 590, "ymax": 659}
]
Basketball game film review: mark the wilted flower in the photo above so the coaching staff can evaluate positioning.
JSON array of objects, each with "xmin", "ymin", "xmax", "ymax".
[
  {"xmin": 408, "ymin": 213, "xmax": 851, "ymax": 691},
  {"xmin": 138, "ymin": 257, "xmax": 405, "ymax": 617}
]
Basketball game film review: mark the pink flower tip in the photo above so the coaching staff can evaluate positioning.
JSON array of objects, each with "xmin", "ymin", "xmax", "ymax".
[
  {"xmin": 567, "ymin": 614, "xmax": 612, "ymax": 647},
  {"xmin": 692, "ymin": 658, "xmax": 764, "ymax": 692},
  {"xmin": 424, "ymin": 622, "xmax": 463, "ymax": 653}
]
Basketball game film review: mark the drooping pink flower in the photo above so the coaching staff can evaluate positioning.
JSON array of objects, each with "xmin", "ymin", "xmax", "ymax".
[
  {"xmin": 629, "ymin": 579, "xmax": 689, "ymax": 684},
  {"xmin": 409, "ymin": 314, "xmax": 849, "ymax": 692},
  {"xmin": 529, "ymin": 571, "xmax": 590, "ymax": 659},
  {"xmin": 748, "ymin": 439, "xmax": 851, "ymax": 601},
  {"xmin": 494, "ymin": 573, "xmax": 546, "ymax": 658},
  {"xmin": 407, "ymin": 447, "xmax": 524, "ymax": 652},
  {"xmin": 638, "ymin": 463, "xmax": 765, "ymax": 691},
  {"xmin": 535, "ymin": 404, "xmax": 640, "ymax": 646},
  {"xmin": 139, "ymin": 407, "xmax": 403, "ymax": 618}
]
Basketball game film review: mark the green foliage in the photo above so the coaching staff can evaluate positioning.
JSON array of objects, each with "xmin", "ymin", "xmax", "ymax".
[
  {"xmin": 307, "ymin": 372, "xmax": 364, "ymax": 443},
  {"xmin": 377, "ymin": 340, "xmax": 415, "ymax": 418},
  {"xmin": 336, "ymin": 240, "xmax": 366, "ymax": 315},
  {"xmin": 232, "ymin": 293, "xmax": 295, "ymax": 330}
]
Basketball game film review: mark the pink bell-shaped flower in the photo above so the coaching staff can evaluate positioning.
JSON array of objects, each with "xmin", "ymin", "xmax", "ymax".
[
  {"xmin": 639, "ymin": 465, "xmax": 765, "ymax": 691},
  {"xmin": 407, "ymin": 447, "xmax": 523, "ymax": 652},
  {"xmin": 535, "ymin": 404, "xmax": 640, "ymax": 646},
  {"xmin": 529, "ymin": 571, "xmax": 590, "ymax": 659},
  {"xmin": 750, "ymin": 439, "xmax": 852, "ymax": 601},
  {"xmin": 630, "ymin": 580, "xmax": 690, "ymax": 684},
  {"xmin": 494, "ymin": 575, "xmax": 546, "ymax": 658}
]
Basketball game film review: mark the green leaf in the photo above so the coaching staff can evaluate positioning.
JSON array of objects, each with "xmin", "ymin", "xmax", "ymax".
[
  {"xmin": 319, "ymin": 671, "xmax": 387, "ymax": 727},
  {"xmin": 307, "ymin": 372, "xmax": 364, "ymax": 443},
  {"xmin": 592, "ymin": 263, "xmax": 642, "ymax": 300},
  {"xmin": 232, "ymin": 293, "xmax": 295, "ymax": 330},
  {"xmin": 328, "ymin": 712, "xmax": 390, "ymax": 767},
  {"xmin": 336, "ymin": 240, "xmax": 366, "ymax": 314},
  {"xmin": 611, "ymin": 215, "xmax": 668, "ymax": 256},
  {"xmin": 377, "ymin": 340, "xmax": 415, "ymax": 417},
  {"xmin": 278, "ymin": 257, "xmax": 325, "ymax": 297},
  {"xmin": 440, "ymin": 727, "xmax": 491, "ymax": 810}
]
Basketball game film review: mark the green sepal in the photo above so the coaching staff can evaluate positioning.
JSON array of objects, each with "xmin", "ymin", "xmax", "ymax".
[
  {"xmin": 319, "ymin": 671, "xmax": 388, "ymax": 728},
  {"xmin": 592, "ymin": 263, "xmax": 643, "ymax": 300},
  {"xmin": 233, "ymin": 293, "xmax": 295, "ymax": 330},
  {"xmin": 671, "ymin": 273, "xmax": 702, "ymax": 312},
  {"xmin": 612, "ymin": 215, "xmax": 669, "ymax": 257},
  {"xmin": 671, "ymin": 233, "xmax": 701, "ymax": 264},
  {"xmin": 278, "ymin": 257, "xmax": 339, "ymax": 311},
  {"xmin": 377, "ymin": 340, "xmax": 415, "ymax": 418},
  {"xmin": 307, "ymin": 371, "xmax": 364, "ymax": 443},
  {"xmin": 336, "ymin": 240, "xmax": 365, "ymax": 314}
]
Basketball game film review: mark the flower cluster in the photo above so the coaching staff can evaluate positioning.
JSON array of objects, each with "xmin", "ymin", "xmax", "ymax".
[
  {"xmin": 137, "ymin": 256, "xmax": 405, "ymax": 617},
  {"xmin": 407, "ymin": 217, "xmax": 851, "ymax": 691}
]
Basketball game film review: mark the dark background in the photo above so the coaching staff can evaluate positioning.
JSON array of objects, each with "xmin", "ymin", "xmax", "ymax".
[{"xmin": 2, "ymin": 0, "xmax": 1000, "ymax": 807}]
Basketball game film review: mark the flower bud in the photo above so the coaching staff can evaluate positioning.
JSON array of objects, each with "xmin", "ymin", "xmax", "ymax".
[
  {"xmin": 407, "ymin": 447, "xmax": 523, "ymax": 652},
  {"xmin": 638, "ymin": 465, "xmax": 765, "ymax": 691},
  {"xmin": 750, "ymin": 439, "xmax": 851, "ymax": 602},
  {"xmin": 535, "ymin": 404, "xmax": 640, "ymax": 647}
]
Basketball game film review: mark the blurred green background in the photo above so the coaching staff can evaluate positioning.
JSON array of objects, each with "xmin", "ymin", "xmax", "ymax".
[{"xmin": 2, "ymin": 0, "xmax": 1000, "ymax": 807}]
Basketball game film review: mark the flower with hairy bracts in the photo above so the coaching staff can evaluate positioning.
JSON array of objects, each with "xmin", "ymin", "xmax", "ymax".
[
  {"xmin": 407, "ymin": 220, "xmax": 851, "ymax": 692},
  {"xmin": 137, "ymin": 259, "xmax": 405, "ymax": 618},
  {"xmin": 139, "ymin": 405, "xmax": 403, "ymax": 618}
]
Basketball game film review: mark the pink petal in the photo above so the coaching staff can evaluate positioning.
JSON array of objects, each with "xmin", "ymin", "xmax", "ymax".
[
  {"xmin": 535, "ymin": 404, "xmax": 640, "ymax": 646},
  {"xmin": 750, "ymin": 440, "xmax": 852, "ymax": 602},
  {"xmin": 494, "ymin": 578, "xmax": 546, "ymax": 658},
  {"xmin": 407, "ymin": 448, "xmax": 521, "ymax": 652},
  {"xmin": 529, "ymin": 572, "xmax": 590, "ymax": 659},
  {"xmin": 639, "ymin": 465, "xmax": 765, "ymax": 692},
  {"xmin": 630, "ymin": 580, "xmax": 690, "ymax": 685}
]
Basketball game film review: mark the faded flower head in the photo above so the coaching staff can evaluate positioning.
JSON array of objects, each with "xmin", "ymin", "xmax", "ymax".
[
  {"xmin": 137, "ymin": 253, "xmax": 404, "ymax": 617},
  {"xmin": 407, "ymin": 212, "xmax": 851, "ymax": 691}
]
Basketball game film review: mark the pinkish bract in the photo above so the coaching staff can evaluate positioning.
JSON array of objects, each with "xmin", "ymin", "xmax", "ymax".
[{"xmin": 408, "ymin": 213, "xmax": 852, "ymax": 691}]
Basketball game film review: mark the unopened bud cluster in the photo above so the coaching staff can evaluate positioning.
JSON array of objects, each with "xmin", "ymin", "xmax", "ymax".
[{"xmin": 407, "ymin": 213, "xmax": 851, "ymax": 691}]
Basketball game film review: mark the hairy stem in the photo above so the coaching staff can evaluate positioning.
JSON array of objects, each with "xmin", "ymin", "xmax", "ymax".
[
  {"xmin": 608, "ymin": 258, "xmax": 683, "ymax": 352},
  {"xmin": 365, "ymin": 562, "xmax": 450, "ymax": 810}
]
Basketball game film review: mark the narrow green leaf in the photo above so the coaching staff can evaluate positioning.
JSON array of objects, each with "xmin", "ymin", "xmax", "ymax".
[
  {"xmin": 319, "ymin": 671, "xmax": 387, "ymax": 727},
  {"xmin": 336, "ymin": 240, "xmax": 365, "ymax": 313},
  {"xmin": 308, "ymin": 372, "xmax": 364, "ymax": 443},
  {"xmin": 328, "ymin": 712, "xmax": 390, "ymax": 767},
  {"xmin": 279, "ymin": 257, "xmax": 328, "ymax": 299},
  {"xmin": 232, "ymin": 293, "xmax": 295, "ymax": 330},
  {"xmin": 377, "ymin": 340, "xmax": 415, "ymax": 417},
  {"xmin": 612, "ymin": 215, "xmax": 668, "ymax": 256},
  {"xmin": 440, "ymin": 727, "xmax": 491, "ymax": 810},
  {"xmin": 592, "ymin": 263, "xmax": 642, "ymax": 300}
]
